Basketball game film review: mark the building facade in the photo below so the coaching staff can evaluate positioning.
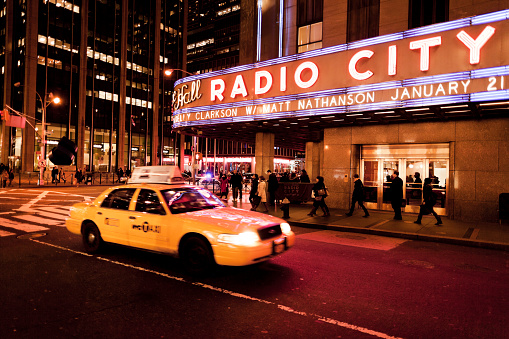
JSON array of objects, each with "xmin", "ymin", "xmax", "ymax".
[
  {"xmin": 173, "ymin": 0, "xmax": 509, "ymax": 222},
  {"xmin": 0, "ymin": 0, "xmax": 184, "ymax": 173}
]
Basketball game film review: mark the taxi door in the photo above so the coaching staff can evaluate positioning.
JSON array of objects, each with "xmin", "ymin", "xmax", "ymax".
[
  {"xmin": 95, "ymin": 188, "xmax": 137, "ymax": 246},
  {"xmin": 127, "ymin": 189, "xmax": 169, "ymax": 252}
]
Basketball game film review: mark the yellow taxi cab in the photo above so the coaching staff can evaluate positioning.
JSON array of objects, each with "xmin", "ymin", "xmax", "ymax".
[{"xmin": 66, "ymin": 166, "xmax": 295, "ymax": 274}]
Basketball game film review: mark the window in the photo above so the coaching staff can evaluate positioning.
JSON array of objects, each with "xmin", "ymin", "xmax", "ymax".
[
  {"xmin": 101, "ymin": 189, "xmax": 136, "ymax": 210},
  {"xmin": 163, "ymin": 188, "xmax": 225, "ymax": 214},
  {"xmin": 297, "ymin": 0, "xmax": 323, "ymax": 53},
  {"xmin": 409, "ymin": 0, "xmax": 448, "ymax": 29},
  {"xmin": 347, "ymin": 0, "xmax": 380, "ymax": 42},
  {"xmin": 135, "ymin": 189, "xmax": 165, "ymax": 215}
]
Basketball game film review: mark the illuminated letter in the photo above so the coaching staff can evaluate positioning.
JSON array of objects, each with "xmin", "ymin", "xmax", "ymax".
[
  {"xmin": 456, "ymin": 25, "xmax": 495, "ymax": 65},
  {"xmin": 280, "ymin": 67, "xmax": 287, "ymax": 92},
  {"xmin": 409, "ymin": 36, "xmax": 442, "ymax": 71},
  {"xmin": 255, "ymin": 70, "xmax": 273, "ymax": 95},
  {"xmin": 388, "ymin": 45, "xmax": 397, "ymax": 76},
  {"xmin": 230, "ymin": 75, "xmax": 248, "ymax": 98},
  {"xmin": 210, "ymin": 79, "xmax": 225, "ymax": 101},
  {"xmin": 349, "ymin": 50, "xmax": 374, "ymax": 81},
  {"xmin": 294, "ymin": 61, "xmax": 319, "ymax": 88}
]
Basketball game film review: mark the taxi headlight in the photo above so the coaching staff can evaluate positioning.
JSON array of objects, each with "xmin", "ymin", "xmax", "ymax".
[
  {"xmin": 280, "ymin": 222, "xmax": 292, "ymax": 235},
  {"xmin": 218, "ymin": 231, "xmax": 259, "ymax": 246}
]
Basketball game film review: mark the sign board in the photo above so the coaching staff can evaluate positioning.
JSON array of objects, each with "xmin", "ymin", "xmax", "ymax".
[
  {"xmin": 172, "ymin": 10, "xmax": 509, "ymax": 128},
  {"xmin": 38, "ymin": 160, "xmax": 46, "ymax": 168}
]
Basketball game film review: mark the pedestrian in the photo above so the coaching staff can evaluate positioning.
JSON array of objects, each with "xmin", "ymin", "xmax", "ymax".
[
  {"xmin": 51, "ymin": 166, "xmax": 58, "ymax": 184},
  {"xmin": 346, "ymin": 174, "xmax": 369, "ymax": 217},
  {"xmin": 230, "ymin": 169, "xmax": 243, "ymax": 202},
  {"xmin": 414, "ymin": 178, "xmax": 443, "ymax": 225},
  {"xmin": 219, "ymin": 174, "xmax": 229, "ymax": 200},
  {"xmin": 8, "ymin": 168, "xmax": 14, "ymax": 187},
  {"xmin": 308, "ymin": 176, "xmax": 330, "ymax": 217},
  {"xmin": 117, "ymin": 167, "xmax": 124, "ymax": 183},
  {"xmin": 75, "ymin": 168, "xmax": 82, "ymax": 187},
  {"xmin": 59, "ymin": 168, "xmax": 66, "ymax": 184},
  {"xmin": 299, "ymin": 169, "xmax": 310, "ymax": 183},
  {"xmin": 267, "ymin": 170, "xmax": 279, "ymax": 205},
  {"xmin": 390, "ymin": 170, "xmax": 403, "ymax": 220},
  {"xmin": 257, "ymin": 176, "xmax": 269, "ymax": 212},
  {"xmin": 1, "ymin": 168, "xmax": 8, "ymax": 188},
  {"xmin": 249, "ymin": 174, "xmax": 260, "ymax": 211}
]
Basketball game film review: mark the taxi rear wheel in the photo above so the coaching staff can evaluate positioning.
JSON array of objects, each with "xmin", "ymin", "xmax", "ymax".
[
  {"xmin": 180, "ymin": 237, "xmax": 214, "ymax": 275},
  {"xmin": 82, "ymin": 222, "xmax": 103, "ymax": 253}
]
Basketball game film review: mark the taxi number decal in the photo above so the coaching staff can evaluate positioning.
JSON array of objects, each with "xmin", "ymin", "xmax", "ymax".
[{"xmin": 132, "ymin": 224, "xmax": 161, "ymax": 233}]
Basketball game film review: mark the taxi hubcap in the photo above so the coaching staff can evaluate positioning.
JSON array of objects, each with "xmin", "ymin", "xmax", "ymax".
[{"xmin": 88, "ymin": 232, "xmax": 96, "ymax": 244}]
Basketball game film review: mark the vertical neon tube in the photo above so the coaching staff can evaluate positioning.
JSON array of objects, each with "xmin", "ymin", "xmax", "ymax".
[
  {"xmin": 257, "ymin": 0, "xmax": 262, "ymax": 62},
  {"xmin": 279, "ymin": 0, "xmax": 283, "ymax": 58}
]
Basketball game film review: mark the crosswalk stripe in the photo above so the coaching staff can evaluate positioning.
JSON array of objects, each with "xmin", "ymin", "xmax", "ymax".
[
  {"xmin": 0, "ymin": 217, "xmax": 49, "ymax": 232},
  {"xmin": 37, "ymin": 206, "xmax": 71, "ymax": 216},
  {"xmin": 0, "ymin": 229, "xmax": 16, "ymax": 237},
  {"xmin": 12, "ymin": 214, "xmax": 62, "ymax": 226},
  {"xmin": 35, "ymin": 211, "xmax": 68, "ymax": 220}
]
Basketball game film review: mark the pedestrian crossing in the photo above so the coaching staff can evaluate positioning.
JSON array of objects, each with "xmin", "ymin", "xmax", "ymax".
[
  {"xmin": 0, "ymin": 206, "xmax": 70, "ymax": 236},
  {"xmin": 0, "ymin": 189, "xmax": 86, "ymax": 237}
]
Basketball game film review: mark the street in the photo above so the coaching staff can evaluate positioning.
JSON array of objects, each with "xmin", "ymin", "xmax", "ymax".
[{"xmin": 1, "ymin": 187, "xmax": 508, "ymax": 338}]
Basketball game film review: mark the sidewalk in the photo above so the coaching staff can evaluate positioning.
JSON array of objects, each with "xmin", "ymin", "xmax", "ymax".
[{"xmin": 226, "ymin": 195, "xmax": 509, "ymax": 251}]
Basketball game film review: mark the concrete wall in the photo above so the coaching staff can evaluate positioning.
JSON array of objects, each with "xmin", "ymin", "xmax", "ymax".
[{"xmin": 322, "ymin": 118, "xmax": 509, "ymax": 222}]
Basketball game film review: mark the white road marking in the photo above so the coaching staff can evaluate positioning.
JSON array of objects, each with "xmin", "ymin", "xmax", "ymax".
[
  {"xmin": 298, "ymin": 230, "xmax": 408, "ymax": 251},
  {"xmin": 16, "ymin": 191, "xmax": 49, "ymax": 212},
  {"xmin": 30, "ymin": 239, "xmax": 402, "ymax": 339},
  {"xmin": 37, "ymin": 206, "xmax": 71, "ymax": 215},
  {"xmin": 13, "ymin": 214, "xmax": 62, "ymax": 226},
  {"xmin": 33, "ymin": 211, "xmax": 68, "ymax": 220},
  {"xmin": 0, "ymin": 217, "xmax": 49, "ymax": 232},
  {"xmin": 0, "ymin": 229, "xmax": 16, "ymax": 237}
]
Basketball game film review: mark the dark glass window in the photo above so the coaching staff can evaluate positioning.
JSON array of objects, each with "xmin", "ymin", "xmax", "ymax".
[
  {"xmin": 409, "ymin": 0, "xmax": 449, "ymax": 29},
  {"xmin": 297, "ymin": 0, "xmax": 323, "ymax": 53},
  {"xmin": 135, "ymin": 189, "xmax": 166, "ymax": 215},
  {"xmin": 101, "ymin": 188, "xmax": 136, "ymax": 210},
  {"xmin": 347, "ymin": 0, "xmax": 380, "ymax": 42}
]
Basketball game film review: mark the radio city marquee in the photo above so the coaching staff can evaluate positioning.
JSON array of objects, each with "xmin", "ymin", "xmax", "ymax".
[{"xmin": 172, "ymin": 10, "xmax": 509, "ymax": 126}]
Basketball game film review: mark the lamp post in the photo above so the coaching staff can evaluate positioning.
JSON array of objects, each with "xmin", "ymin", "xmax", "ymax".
[
  {"xmin": 14, "ymin": 82, "xmax": 60, "ymax": 186},
  {"xmin": 164, "ymin": 68, "xmax": 195, "ymax": 77}
]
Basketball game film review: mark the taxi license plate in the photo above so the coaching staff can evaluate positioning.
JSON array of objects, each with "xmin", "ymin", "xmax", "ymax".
[{"xmin": 273, "ymin": 238, "xmax": 286, "ymax": 254}]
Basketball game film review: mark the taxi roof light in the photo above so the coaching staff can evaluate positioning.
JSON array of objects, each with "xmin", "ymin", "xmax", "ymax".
[{"xmin": 129, "ymin": 165, "xmax": 186, "ymax": 185}]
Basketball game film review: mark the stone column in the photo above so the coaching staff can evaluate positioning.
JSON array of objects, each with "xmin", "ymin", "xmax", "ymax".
[
  {"xmin": 1, "ymin": 0, "xmax": 14, "ymax": 165},
  {"xmin": 305, "ymin": 141, "xmax": 322, "ymax": 180},
  {"xmin": 255, "ymin": 132, "xmax": 274, "ymax": 176}
]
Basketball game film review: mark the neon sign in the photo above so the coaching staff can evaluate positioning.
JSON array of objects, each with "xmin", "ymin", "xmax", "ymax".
[{"xmin": 172, "ymin": 10, "xmax": 509, "ymax": 127}]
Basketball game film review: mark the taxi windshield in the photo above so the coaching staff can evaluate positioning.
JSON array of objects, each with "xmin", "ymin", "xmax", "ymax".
[{"xmin": 161, "ymin": 188, "xmax": 225, "ymax": 214}]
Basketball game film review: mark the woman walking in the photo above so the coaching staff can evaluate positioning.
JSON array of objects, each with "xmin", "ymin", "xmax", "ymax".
[
  {"xmin": 308, "ymin": 176, "xmax": 330, "ymax": 217},
  {"xmin": 219, "ymin": 173, "xmax": 229, "ymax": 200},
  {"xmin": 257, "ymin": 176, "xmax": 269, "ymax": 212}
]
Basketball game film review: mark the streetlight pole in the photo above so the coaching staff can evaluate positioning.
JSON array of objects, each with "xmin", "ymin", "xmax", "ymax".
[{"xmin": 14, "ymin": 82, "xmax": 59, "ymax": 185}]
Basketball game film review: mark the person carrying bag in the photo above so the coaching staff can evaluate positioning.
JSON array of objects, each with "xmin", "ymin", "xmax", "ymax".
[{"xmin": 308, "ymin": 176, "xmax": 330, "ymax": 217}]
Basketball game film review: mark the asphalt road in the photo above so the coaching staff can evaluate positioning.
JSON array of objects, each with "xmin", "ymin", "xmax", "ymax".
[{"xmin": 1, "ymin": 186, "xmax": 508, "ymax": 338}]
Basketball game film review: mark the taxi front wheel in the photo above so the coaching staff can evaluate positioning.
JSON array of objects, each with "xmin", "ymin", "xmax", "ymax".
[
  {"xmin": 180, "ymin": 237, "xmax": 215, "ymax": 275},
  {"xmin": 82, "ymin": 222, "xmax": 103, "ymax": 254}
]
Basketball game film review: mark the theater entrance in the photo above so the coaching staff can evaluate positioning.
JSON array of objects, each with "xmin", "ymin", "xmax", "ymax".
[{"xmin": 360, "ymin": 144, "xmax": 449, "ymax": 216}]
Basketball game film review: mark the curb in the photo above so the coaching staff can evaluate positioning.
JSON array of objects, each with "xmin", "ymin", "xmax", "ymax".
[{"xmin": 288, "ymin": 221, "xmax": 509, "ymax": 252}]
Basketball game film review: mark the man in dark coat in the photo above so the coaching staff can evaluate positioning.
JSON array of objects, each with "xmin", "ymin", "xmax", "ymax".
[
  {"xmin": 230, "ymin": 170, "xmax": 243, "ymax": 202},
  {"xmin": 346, "ymin": 174, "xmax": 369, "ymax": 217},
  {"xmin": 267, "ymin": 170, "xmax": 279, "ymax": 205},
  {"xmin": 390, "ymin": 170, "xmax": 403, "ymax": 220}
]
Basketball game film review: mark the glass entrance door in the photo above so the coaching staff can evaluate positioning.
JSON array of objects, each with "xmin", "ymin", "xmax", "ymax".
[{"xmin": 361, "ymin": 158, "xmax": 448, "ymax": 215}]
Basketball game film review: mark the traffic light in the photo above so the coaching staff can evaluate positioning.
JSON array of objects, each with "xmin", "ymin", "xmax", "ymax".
[
  {"xmin": 195, "ymin": 152, "xmax": 202, "ymax": 161},
  {"xmin": 48, "ymin": 136, "xmax": 77, "ymax": 165},
  {"xmin": 1, "ymin": 109, "xmax": 8, "ymax": 121}
]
